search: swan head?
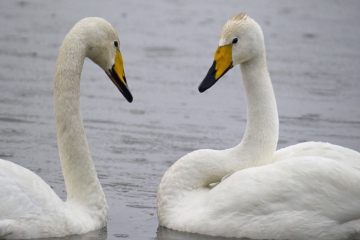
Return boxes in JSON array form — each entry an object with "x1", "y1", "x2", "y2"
[
  {"x1": 198, "y1": 13, "x2": 264, "y2": 92},
  {"x1": 77, "y1": 17, "x2": 133, "y2": 102}
]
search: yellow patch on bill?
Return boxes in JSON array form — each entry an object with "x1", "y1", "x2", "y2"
[
  {"x1": 114, "y1": 49, "x2": 126, "y2": 85},
  {"x1": 213, "y1": 44, "x2": 233, "y2": 80}
]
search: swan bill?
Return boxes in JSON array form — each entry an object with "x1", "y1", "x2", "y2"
[
  {"x1": 107, "y1": 50, "x2": 133, "y2": 103},
  {"x1": 198, "y1": 44, "x2": 233, "y2": 93}
]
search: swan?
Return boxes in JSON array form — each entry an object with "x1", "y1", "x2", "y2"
[
  {"x1": 156, "y1": 13, "x2": 360, "y2": 239},
  {"x1": 0, "y1": 17, "x2": 133, "y2": 239}
]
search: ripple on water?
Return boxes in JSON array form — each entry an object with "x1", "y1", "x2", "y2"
[
  {"x1": 0, "y1": 152, "x2": 14, "y2": 158},
  {"x1": 0, "y1": 117, "x2": 33, "y2": 123},
  {"x1": 143, "y1": 46, "x2": 177, "y2": 58},
  {"x1": 113, "y1": 233, "x2": 129, "y2": 238}
]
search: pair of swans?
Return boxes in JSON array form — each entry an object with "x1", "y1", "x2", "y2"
[{"x1": 1, "y1": 13, "x2": 359, "y2": 240}]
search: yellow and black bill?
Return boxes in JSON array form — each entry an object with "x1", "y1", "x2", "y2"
[
  {"x1": 198, "y1": 44, "x2": 233, "y2": 93},
  {"x1": 106, "y1": 49, "x2": 133, "y2": 103}
]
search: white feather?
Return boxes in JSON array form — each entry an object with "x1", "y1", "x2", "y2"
[
  {"x1": 0, "y1": 17, "x2": 127, "y2": 239},
  {"x1": 156, "y1": 13, "x2": 360, "y2": 239}
]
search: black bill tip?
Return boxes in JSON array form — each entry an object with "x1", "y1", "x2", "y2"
[
  {"x1": 198, "y1": 61, "x2": 233, "y2": 93},
  {"x1": 120, "y1": 76, "x2": 133, "y2": 103},
  {"x1": 107, "y1": 70, "x2": 133, "y2": 103},
  {"x1": 198, "y1": 61, "x2": 217, "y2": 93},
  {"x1": 121, "y1": 84, "x2": 133, "y2": 103}
]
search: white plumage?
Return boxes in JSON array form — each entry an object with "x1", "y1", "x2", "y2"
[
  {"x1": 0, "y1": 17, "x2": 132, "y2": 239},
  {"x1": 156, "y1": 13, "x2": 360, "y2": 239}
]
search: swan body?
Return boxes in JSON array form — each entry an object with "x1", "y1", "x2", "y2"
[
  {"x1": 0, "y1": 17, "x2": 132, "y2": 239},
  {"x1": 156, "y1": 13, "x2": 360, "y2": 239}
]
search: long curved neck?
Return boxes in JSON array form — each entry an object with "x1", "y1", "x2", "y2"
[
  {"x1": 157, "y1": 51, "x2": 279, "y2": 222},
  {"x1": 158, "y1": 53, "x2": 278, "y2": 196},
  {"x1": 54, "y1": 32, "x2": 106, "y2": 208},
  {"x1": 235, "y1": 52, "x2": 279, "y2": 166}
]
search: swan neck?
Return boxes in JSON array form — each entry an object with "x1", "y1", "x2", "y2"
[
  {"x1": 237, "y1": 53, "x2": 279, "y2": 165},
  {"x1": 53, "y1": 32, "x2": 105, "y2": 206},
  {"x1": 158, "y1": 51, "x2": 279, "y2": 224}
]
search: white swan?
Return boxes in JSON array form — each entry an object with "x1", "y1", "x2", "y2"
[
  {"x1": 157, "y1": 13, "x2": 360, "y2": 239},
  {"x1": 0, "y1": 17, "x2": 133, "y2": 239}
]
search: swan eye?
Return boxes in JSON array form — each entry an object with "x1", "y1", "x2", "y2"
[
  {"x1": 114, "y1": 41, "x2": 119, "y2": 48},
  {"x1": 232, "y1": 38, "x2": 238, "y2": 44}
]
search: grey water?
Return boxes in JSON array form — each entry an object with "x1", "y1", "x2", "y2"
[{"x1": 0, "y1": 0, "x2": 359, "y2": 239}]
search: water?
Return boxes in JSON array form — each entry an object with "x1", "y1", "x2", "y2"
[{"x1": 0, "y1": 0, "x2": 359, "y2": 239}]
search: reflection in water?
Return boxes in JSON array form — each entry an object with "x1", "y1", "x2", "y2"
[
  {"x1": 156, "y1": 226, "x2": 252, "y2": 240},
  {"x1": 50, "y1": 228, "x2": 107, "y2": 240}
]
